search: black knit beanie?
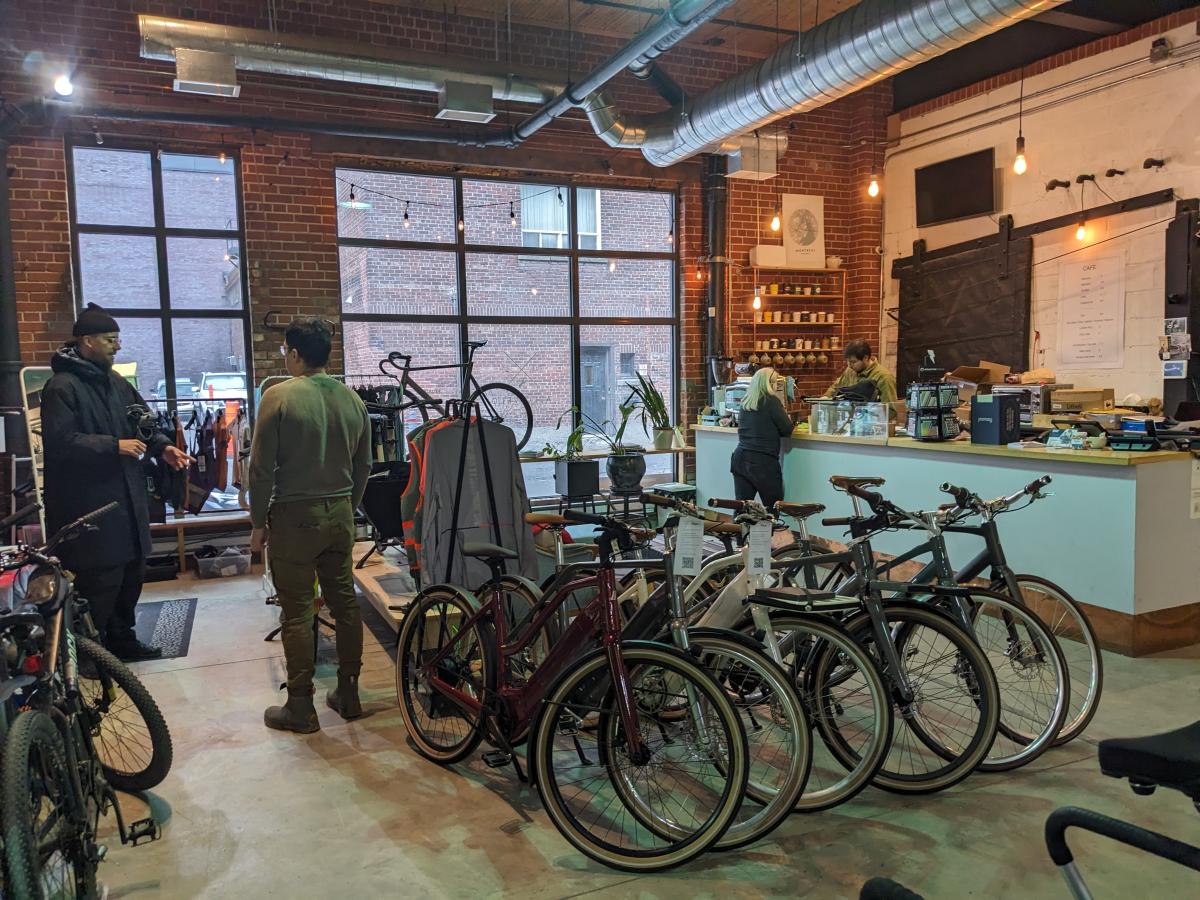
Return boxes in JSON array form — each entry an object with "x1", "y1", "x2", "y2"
[{"x1": 72, "y1": 303, "x2": 120, "y2": 337}]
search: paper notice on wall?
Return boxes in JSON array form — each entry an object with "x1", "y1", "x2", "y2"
[
  {"x1": 1191, "y1": 456, "x2": 1200, "y2": 520},
  {"x1": 674, "y1": 515, "x2": 705, "y2": 577},
  {"x1": 747, "y1": 522, "x2": 773, "y2": 578},
  {"x1": 1057, "y1": 256, "x2": 1125, "y2": 369}
]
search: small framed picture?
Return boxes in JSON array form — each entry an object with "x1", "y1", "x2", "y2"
[{"x1": 1163, "y1": 360, "x2": 1187, "y2": 379}]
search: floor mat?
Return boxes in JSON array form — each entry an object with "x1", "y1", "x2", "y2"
[{"x1": 135, "y1": 598, "x2": 198, "y2": 660}]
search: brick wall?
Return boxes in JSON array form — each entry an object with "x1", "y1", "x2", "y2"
[{"x1": 1, "y1": 0, "x2": 887, "y2": 448}]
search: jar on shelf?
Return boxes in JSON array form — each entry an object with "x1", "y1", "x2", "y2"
[
  {"x1": 785, "y1": 353, "x2": 796, "y2": 365},
  {"x1": 814, "y1": 286, "x2": 822, "y2": 295},
  {"x1": 799, "y1": 311, "x2": 811, "y2": 323},
  {"x1": 821, "y1": 337, "x2": 832, "y2": 350},
  {"x1": 814, "y1": 311, "x2": 826, "y2": 323},
  {"x1": 773, "y1": 353, "x2": 784, "y2": 366},
  {"x1": 768, "y1": 338, "x2": 779, "y2": 350},
  {"x1": 768, "y1": 282, "x2": 779, "y2": 294},
  {"x1": 753, "y1": 310, "x2": 763, "y2": 323},
  {"x1": 831, "y1": 336, "x2": 841, "y2": 351},
  {"x1": 827, "y1": 312, "x2": 837, "y2": 324}
]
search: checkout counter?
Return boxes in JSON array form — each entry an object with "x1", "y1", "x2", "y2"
[{"x1": 693, "y1": 419, "x2": 1200, "y2": 656}]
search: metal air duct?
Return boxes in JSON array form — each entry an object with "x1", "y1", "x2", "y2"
[{"x1": 588, "y1": 0, "x2": 1067, "y2": 167}]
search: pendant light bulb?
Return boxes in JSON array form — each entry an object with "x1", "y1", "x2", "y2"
[
  {"x1": 695, "y1": 266, "x2": 703, "y2": 281},
  {"x1": 218, "y1": 151, "x2": 226, "y2": 165},
  {"x1": 403, "y1": 201, "x2": 410, "y2": 228},
  {"x1": 667, "y1": 228, "x2": 674, "y2": 245},
  {"x1": 509, "y1": 202, "x2": 517, "y2": 227},
  {"x1": 1013, "y1": 135, "x2": 1027, "y2": 175},
  {"x1": 770, "y1": 208, "x2": 781, "y2": 232},
  {"x1": 752, "y1": 294, "x2": 762, "y2": 311},
  {"x1": 1075, "y1": 221, "x2": 1086, "y2": 242},
  {"x1": 457, "y1": 217, "x2": 465, "y2": 232},
  {"x1": 867, "y1": 175, "x2": 880, "y2": 198},
  {"x1": 608, "y1": 258, "x2": 616, "y2": 273}
]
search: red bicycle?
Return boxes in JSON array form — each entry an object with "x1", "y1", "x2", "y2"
[{"x1": 395, "y1": 511, "x2": 749, "y2": 871}]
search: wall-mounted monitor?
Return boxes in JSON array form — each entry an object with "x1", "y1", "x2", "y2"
[{"x1": 915, "y1": 148, "x2": 997, "y2": 227}]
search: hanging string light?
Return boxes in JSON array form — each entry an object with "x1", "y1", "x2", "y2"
[
  {"x1": 1076, "y1": 184, "x2": 1087, "y2": 241},
  {"x1": 338, "y1": 185, "x2": 371, "y2": 210},
  {"x1": 608, "y1": 259, "x2": 617, "y2": 273},
  {"x1": 403, "y1": 200, "x2": 410, "y2": 228},
  {"x1": 667, "y1": 227, "x2": 674, "y2": 245},
  {"x1": 457, "y1": 217, "x2": 465, "y2": 232},
  {"x1": 218, "y1": 150, "x2": 227, "y2": 165},
  {"x1": 1013, "y1": 66, "x2": 1028, "y2": 176},
  {"x1": 509, "y1": 201, "x2": 517, "y2": 227}
]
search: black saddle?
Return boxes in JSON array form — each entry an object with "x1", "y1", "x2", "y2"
[
  {"x1": 1099, "y1": 720, "x2": 1200, "y2": 799},
  {"x1": 462, "y1": 542, "x2": 519, "y2": 563}
]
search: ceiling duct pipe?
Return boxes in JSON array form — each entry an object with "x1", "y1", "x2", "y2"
[
  {"x1": 138, "y1": 14, "x2": 565, "y2": 105},
  {"x1": 583, "y1": 0, "x2": 1067, "y2": 167}
]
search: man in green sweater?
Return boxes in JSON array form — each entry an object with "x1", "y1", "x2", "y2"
[
  {"x1": 249, "y1": 318, "x2": 372, "y2": 733},
  {"x1": 824, "y1": 340, "x2": 898, "y2": 404}
]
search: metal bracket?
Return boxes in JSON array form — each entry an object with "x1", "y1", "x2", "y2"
[{"x1": 997, "y1": 215, "x2": 1014, "y2": 280}]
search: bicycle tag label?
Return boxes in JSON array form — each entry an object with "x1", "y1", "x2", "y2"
[
  {"x1": 675, "y1": 515, "x2": 704, "y2": 577},
  {"x1": 748, "y1": 522, "x2": 772, "y2": 577}
]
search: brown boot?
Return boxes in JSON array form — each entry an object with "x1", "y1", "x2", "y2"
[
  {"x1": 325, "y1": 671, "x2": 363, "y2": 720},
  {"x1": 264, "y1": 690, "x2": 320, "y2": 734}
]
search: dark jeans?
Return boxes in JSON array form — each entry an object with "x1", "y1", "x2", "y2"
[
  {"x1": 730, "y1": 447, "x2": 784, "y2": 510},
  {"x1": 74, "y1": 557, "x2": 146, "y2": 646},
  {"x1": 268, "y1": 496, "x2": 362, "y2": 695}
]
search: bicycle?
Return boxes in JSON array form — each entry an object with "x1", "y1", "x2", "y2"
[
  {"x1": 802, "y1": 478, "x2": 1070, "y2": 772},
  {"x1": 381, "y1": 339, "x2": 534, "y2": 450},
  {"x1": 394, "y1": 515, "x2": 749, "y2": 871},
  {"x1": 1, "y1": 502, "x2": 162, "y2": 898},
  {"x1": 0, "y1": 502, "x2": 173, "y2": 793},
  {"x1": 776, "y1": 475, "x2": 1101, "y2": 747}
]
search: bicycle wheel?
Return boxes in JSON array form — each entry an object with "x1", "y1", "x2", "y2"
[
  {"x1": 76, "y1": 636, "x2": 173, "y2": 792},
  {"x1": 923, "y1": 592, "x2": 1068, "y2": 771},
  {"x1": 840, "y1": 604, "x2": 1000, "y2": 794},
  {"x1": 401, "y1": 388, "x2": 440, "y2": 442},
  {"x1": 395, "y1": 586, "x2": 495, "y2": 764},
  {"x1": 530, "y1": 642, "x2": 748, "y2": 871},
  {"x1": 1, "y1": 710, "x2": 98, "y2": 900},
  {"x1": 1005, "y1": 574, "x2": 1103, "y2": 745},
  {"x1": 469, "y1": 382, "x2": 533, "y2": 451},
  {"x1": 770, "y1": 613, "x2": 893, "y2": 811},
  {"x1": 685, "y1": 629, "x2": 810, "y2": 850}
]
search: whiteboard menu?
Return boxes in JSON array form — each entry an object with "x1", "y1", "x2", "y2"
[{"x1": 1057, "y1": 256, "x2": 1125, "y2": 369}]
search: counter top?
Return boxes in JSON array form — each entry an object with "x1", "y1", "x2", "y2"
[{"x1": 691, "y1": 424, "x2": 1188, "y2": 467}]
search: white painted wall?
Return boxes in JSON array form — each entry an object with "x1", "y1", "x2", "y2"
[{"x1": 881, "y1": 23, "x2": 1200, "y2": 402}]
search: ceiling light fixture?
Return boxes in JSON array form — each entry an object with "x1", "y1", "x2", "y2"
[
  {"x1": 770, "y1": 205, "x2": 781, "y2": 232},
  {"x1": 1075, "y1": 219, "x2": 1086, "y2": 242},
  {"x1": 53, "y1": 74, "x2": 74, "y2": 97},
  {"x1": 1013, "y1": 67, "x2": 1027, "y2": 175},
  {"x1": 752, "y1": 294, "x2": 762, "y2": 311},
  {"x1": 867, "y1": 172, "x2": 880, "y2": 198}
]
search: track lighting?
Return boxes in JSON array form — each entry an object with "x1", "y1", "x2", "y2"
[
  {"x1": 1143, "y1": 157, "x2": 1165, "y2": 170},
  {"x1": 867, "y1": 173, "x2": 880, "y2": 198},
  {"x1": 1105, "y1": 168, "x2": 1125, "y2": 178},
  {"x1": 1045, "y1": 179, "x2": 1071, "y2": 192},
  {"x1": 403, "y1": 201, "x2": 410, "y2": 228},
  {"x1": 770, "y1": 207, "x2": 781, "y2": 232},
  {"x1": 53, "y1": 74, "x2": 74, "y2": 97},
  {"x1": 1013, "y1": 136, "x2": 1027, "y2": 175}
]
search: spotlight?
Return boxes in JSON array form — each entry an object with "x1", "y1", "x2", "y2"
[
  {"x1": 53, "y1": 74, "x2": 74, "y2": 97},
  {"x1": 1105, "y1": 168, "x2": 1126, "y2": 178},
  {"x1": 1013, "y1": 136, "x2": 1027, "y2": 175},
  {"x1": 770, "y1": 208, "x2": 781, "y2": 232},
  {"x1": 531, "y1": 287, "x2": 539, "y2": 296}
]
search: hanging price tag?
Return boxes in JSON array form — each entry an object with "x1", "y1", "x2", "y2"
[
  {"x1": 748, "y1": 521, "x2": 773, "y2": 578},
  {"x1": 674, "y1": 515, "x2": 705, "y2": 577}
]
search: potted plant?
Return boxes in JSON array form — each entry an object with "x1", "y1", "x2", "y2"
[
  {"x1": 626, "y1": 372, "x2": 673, "y2": 451},
  {"x1": 586, "y1": 403, "x2": 646, "y2": 493},
  {"x1": 552, "y1": 409, "x2": 600, "y2": 499}
]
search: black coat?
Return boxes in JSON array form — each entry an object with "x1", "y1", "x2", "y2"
[{"x1": 40, "y1": 345, "x2": 169, "y2": 571}]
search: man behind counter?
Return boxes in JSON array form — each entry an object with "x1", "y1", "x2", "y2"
[{"x1": 824, "y1": 340, "x2": 897, "y2": 404}]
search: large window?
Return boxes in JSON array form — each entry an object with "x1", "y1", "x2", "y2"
[
  {"x1": 336, "y1": 171, "x2": 677, "y2": 496},
  {"x1": 67, "y1": 146, "x2": 250, "y2": 405}
]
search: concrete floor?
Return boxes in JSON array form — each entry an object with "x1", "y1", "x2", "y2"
[{"x1": 98, "y1": 567, "x2": 1200, "y2": 899}]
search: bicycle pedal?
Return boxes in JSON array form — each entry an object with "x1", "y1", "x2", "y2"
[
  {"x1": 482, "y1": 750, "x2": 512, "y2": 769},
  {"x1": 126, "y1": 817, "x2": 161, "y2": 846}
]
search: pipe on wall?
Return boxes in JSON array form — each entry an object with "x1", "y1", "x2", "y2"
[
  {"x1": 0, "y1": 138, "x2": 29, "y2": 455},
  {"x1": 704, "y1": 154, "x2": 727, "y2": 393}
]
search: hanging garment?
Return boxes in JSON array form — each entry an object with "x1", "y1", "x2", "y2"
[
  {"x1": 185, "y1": 409, "x2": 217, "y2": 514},
  {"x1": 231, "y1": 408, "x2": 248, "y2": 489},
  {"x1": 400, "y1": 419, "x2": 448, "y2": 585},
  {"x1": 418, "y1": 418, "x2": 536, "y2": 587}
]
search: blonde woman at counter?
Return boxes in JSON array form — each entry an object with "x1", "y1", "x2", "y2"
[{"x1": 731, "y1": 367, "x2": 793, "y2": 509}]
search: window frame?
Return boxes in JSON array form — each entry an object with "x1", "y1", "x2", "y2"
[
  {"x1": 335, "y1": 169, "x2": 680, "y2": 447},
  {"x1": 520, "y1": 186, "x2": 601, "y2": 251},
  {"x1": 64, "y1": 140, "x2": 253, "y2": 408}
]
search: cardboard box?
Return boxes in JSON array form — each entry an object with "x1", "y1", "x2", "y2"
[
  {"x1": 1051, "y1": 388, "x2": 1115, "y2": 413},
  {"x1": 945, "y1": 360, "x2": 1011, "y2": 404},
  {"x1": 749, "y1": 244, "x2": 788, "y2": 268}
]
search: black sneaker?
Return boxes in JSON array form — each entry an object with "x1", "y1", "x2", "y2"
[{"x1": 107, "y1": 638, "x2": 164, "y2": 662}]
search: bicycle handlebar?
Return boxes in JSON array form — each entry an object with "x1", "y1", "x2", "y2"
[
  {"x1": 938, "y1": 482, "x2": 973, "y2": 507},
  {"x1": 1026, "y1": 475, "x2": 1052, "y2": 495},
  {"x1": 0, "y1": 502, "x2": 40, "y2": 533},
  {"x1": 821, "y1": 517, "x2": 855, "y2": 527},
  {"x1": 42, "y1": 502, "x2": 119, "y2": 555},
  {"x1": 709, "y1": 498, "x2": 743, "y2": 511},
  {"x1": 561, "y1": 509, "x2": 655, "y2": 542}
]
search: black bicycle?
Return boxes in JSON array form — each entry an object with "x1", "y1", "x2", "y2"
[{"x1": 380, "y1": 340, "x2": 534, "y2": 450}]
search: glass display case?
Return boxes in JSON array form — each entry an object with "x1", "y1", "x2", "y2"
[{"x1": 807, "y1": 400, "x2": 895, "y2": 441}]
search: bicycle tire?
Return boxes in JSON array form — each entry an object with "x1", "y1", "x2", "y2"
[
  {"x1": 838, "y1": 604, "x2": 1000, "y2": 794},
  {"x1": 395, "y1": 586, "x2": 495, "y2": 764},
  {"x1": 1005, "y1": 574, "x2": 1103, "y2": 745},
  {"x1": 766, "y1": 613, "x2": 894, "y2": 812},
  {"x1": 925, "y1": 590, "x2": 1069, "y2": 772},
  {"x1": 1, "y1": 710, "x2": 98, "y2": 900},
  {"x1": 402, "y1": 388, "x2": 439, "y2": 441},
  {"x1": 76, "y1": 636, "x2": 173, "y2": 792},
  {"x1": 681, "y1": 629, "x2": 811, "y2": 850},
  {"x1": 530, "y1": 642, "x2": 748, "y2": 872},
  {"x1": 469, "y1": 382, "x2": 533, "y2": 451}
]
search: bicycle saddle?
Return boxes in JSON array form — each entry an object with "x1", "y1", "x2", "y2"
[
  {"x1": 1099, "y1": 721, "x2": 1200, "y2": 799},
  {"x1": 830, "y1": 475, "x2": 885, "y2": 489},
  {"x1": 775, "y1": 501, "x2": 826, "y2": 520},
  {"x1": 462, "y1": 542, "x2": 519, "y2": 561}
]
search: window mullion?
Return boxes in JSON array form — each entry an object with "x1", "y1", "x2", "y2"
[{"x1": 149, "y1": 146, "x2": 176, "y2": 397}]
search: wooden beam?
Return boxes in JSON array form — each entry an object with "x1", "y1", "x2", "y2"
[
  {"x1": 309, "y1": 133, "x2": 701, "y2": 182},
  {"x1": 1034, "y1": 11, "x2": 1124, "y2": 37}
]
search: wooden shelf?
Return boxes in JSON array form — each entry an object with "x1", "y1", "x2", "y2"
[
  {"x1": 749, "y1": 294, "x2": 844, "y2": 300},
  {"x1": 738, "y1": 322, "x2": 839, "y2": 328},
  {"x1": 749, "y1": 267, "x2": 848, "y2": 274}
]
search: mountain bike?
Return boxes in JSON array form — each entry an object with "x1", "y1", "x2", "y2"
[
  {"x1": 1, "y1": 503, "x2": 162, "y2": 899},
  {"x1": 380, "y1": 339, "x2": 534, "y2": 450},
  {"x1": 0, "y1": 502, "x2": 173, "y2": 793},
  {"x1": 394, "y1": 515, "x2": 749, "y2": 871}
]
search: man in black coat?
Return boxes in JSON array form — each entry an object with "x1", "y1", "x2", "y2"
[{"x1": 41, "y1": 304, "x2": 192, "y2": 661}]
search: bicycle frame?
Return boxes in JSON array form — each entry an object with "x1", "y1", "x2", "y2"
[{"x1": 423, "y1": 559, "x2": 650, "y2": 757}]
